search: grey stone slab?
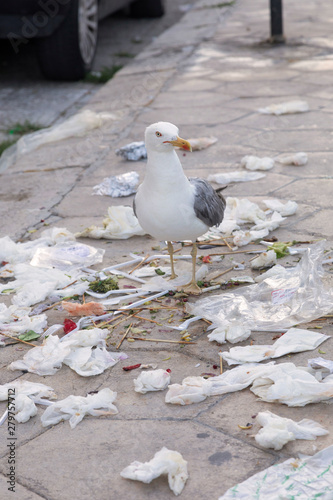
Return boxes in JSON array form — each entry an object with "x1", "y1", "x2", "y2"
[
  {"x1": 273, "y1": 178, "x2": 333, "y2": 207},
  {"x1": 0, "y1": 472, "x2": 45, "y2": 500},
  {"x1": 1, "y1": 419, "x2": 273, "y2": 500},
  {"x1": 288, "y1": 208, "x2": 333, "y2": 239},
  {"x1": 0, "y1": 168, "x2": 82, "y2": 240},
  {"x1": 198, "y1": 387, "x2": 333, "y2": 460},
  {"x1": 220, "y1": 173, "x2": 295, "y2": 198}
]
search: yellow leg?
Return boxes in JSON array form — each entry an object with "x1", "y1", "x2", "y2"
[
  {"x1": 167, "y1": 241, "x2": 178, "y2": 280},
  {"x1": 183, "y1": 242, "x2": 202, "y2": 294}
]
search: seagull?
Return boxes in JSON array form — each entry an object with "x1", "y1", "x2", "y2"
[{"x1": 134, "y1": 122, "x2": 226, "y2": 294}]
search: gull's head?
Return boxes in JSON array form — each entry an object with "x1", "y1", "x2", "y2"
[{"x1": 145, "y1": 121, "x2": 192, "y2": 153}]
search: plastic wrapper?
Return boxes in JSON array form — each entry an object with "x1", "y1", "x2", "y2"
[
  {"x1": 0, "y1": 110, "x2": 115, "y2": 172},
  {"x1": 219, "y1": 445, "x2": 333, "y2": 499},
  {"x1": 258, "y1": 100, "x2": 309, "y2": 115},
  {"x1": 207, "y1": 171, "x2": 266, "y2": 184},
  {"x1": 62, "y1": 301, "x2": 106, "y2": 317},
  {"x1": 308, "y1": 357, "x2": 333, "y2": 376},
  {"x1": 233, "y1": 228, "x2": 269, "y2": 247},
  {"x1": 133, "y1": 266, "x2": 171, "y2": 278},
  {"x1": 187, "y1": 136, "x2": 217, "y2": 151},
  {"x1": 263, "y1": 199, "x2": 298, "y2": 216},
  {"x1": 241, "y1": 155, "x2": 275, "y2": 171},
  {"x1": 250, "y1": 250, "x2": 277, "y2": 269},
  {"x1": 222, "y1": 328, "x2": 329, "y2": 365},
  {"x1": 120, "y1": 447, "x2": 188, "y2": 496},
  {"x1": 254, "y1": 264, "x2": 288, "y2": 283},
  {"x1": 165, "y1": 363, "x2": 276, "y2": 405},
  {"x1": 255, "y1": 411, "x2": 329, "y2": 450},
  {"x1": 41, "y1": 388, "x2": 118, "y2": 429},
  {"x1": 189, "y1": 243, "x2": 333, "y2": 331},
  {"x1": 250, "y1": 362, "x2": 333, "y2": 406},
  {"x1": 12, "y1": 280, "x2": 58, "y2": 308},
  {"x1": 116, "y1": 141, "x2": 147, "y2": 161},
  {"x1": 93, "y1": 171, "x2": 139, "y2": 197},
  {"x1": 30, "y1": 242, "x2": 105, "y2": 270},
  {"x1": 76, "y1": 206, "x2": 146, "y2": 240},
  {"x1": 278, "y1": 152, "x2": 308, "y2": 166},
  {"x1": 134, "y1": 369, "x2": 171, "y2": 394},
  {"x1": 207, "y1": 321, "x2": 251, "y2": 344}
]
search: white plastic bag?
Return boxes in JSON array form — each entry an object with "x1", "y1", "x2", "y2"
[
  {"x1": 263, "y1": 199, "x2": 298, "y2": 216},
  {"x1": 120, "y1": 447, "x2": 188, "y2": 496},
  {"x1": 219, "y1": 445, "x2": 333, "y2": 499},
  {"x1": 207, "y1": 171, "x2": 266, "y2": 184},
  {"x1": 190, "y1": 242, "x2": 333, "y2": 331}
]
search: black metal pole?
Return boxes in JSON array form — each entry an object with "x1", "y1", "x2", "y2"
[{"x1": 270, "y1": 0, "x2": 285, "y2": 43}]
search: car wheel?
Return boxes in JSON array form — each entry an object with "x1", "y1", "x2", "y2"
[
  {"x1": 130, "y1": 0, "x2": 165, "y2": 18},
  {"x1": 37, "y1": 0, "x2": 98, "y2": 81}
]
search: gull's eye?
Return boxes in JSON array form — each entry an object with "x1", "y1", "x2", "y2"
[{"x1": 155, "y1": 131, "x2": 162, "y2": 137}]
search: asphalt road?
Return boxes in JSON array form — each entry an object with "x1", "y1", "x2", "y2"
[{"x1": 0, "y1": 0, "x2": 192, "y2": 137}]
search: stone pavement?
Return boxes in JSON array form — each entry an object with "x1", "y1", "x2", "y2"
[{"x1": 1, "y1": 0, "x2": 333, "y2": 498}]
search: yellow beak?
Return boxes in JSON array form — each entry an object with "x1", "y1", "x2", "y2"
[{"x1": 164, "y1": 136, "x2": 192, "y2": 152}]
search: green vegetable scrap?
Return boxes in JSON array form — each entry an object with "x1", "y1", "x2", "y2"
[
  {"x1": 155, "y1": 268, "x2": 165, "y2": 276},
  {"x1": 89, "y1": 277, "x2": 119, "y2": 293},
  {"x1": 267, "y1": 241, "x2": 292, "y2": 259},
  {"x1": 18, "y1": 330, "x2": 40, "y2": 341}
]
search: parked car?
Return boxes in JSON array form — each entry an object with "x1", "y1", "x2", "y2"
[{"x1": 0, "y1": 0, "x2": 164, "y2": 80}]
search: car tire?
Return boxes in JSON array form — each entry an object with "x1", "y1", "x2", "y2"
[
  {"x1": 130, "y1": 0, "x2": 165, "y2": 18},
  {"x1": 37, "y1": 0, "x2": 98, "y2": 81}
]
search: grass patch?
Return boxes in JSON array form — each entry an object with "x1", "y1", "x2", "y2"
[
  {"x1": 84, "y1": 65, "x2": 123, "y2": 84},
  {"x1": 114, "y1": 51, "x2": 135, "y2": 58},
  {"x1": 7, "y1": 121, "x2": 42, "y2": 136},
  {"x1": 0, "y1": 120, "x2": 43, "y2": 157},
  {"x1": 203, "y1": 1, "x2": 235, "y2": 8},
  {"x1": 0, "y1": 139, "x2": 16, "y2": 156}
]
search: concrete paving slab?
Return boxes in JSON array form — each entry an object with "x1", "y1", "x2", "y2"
[
  {"x1": 0, "y1": 419, "x2": 274, "y2": 500},
  {"x1": 0, "y1": 472, "x2": 44, "y2": 500}
]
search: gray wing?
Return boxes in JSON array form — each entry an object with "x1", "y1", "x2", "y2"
[
  {"x1": 133, "y1": 195, "x2": 137, "y2": 217},
  {"x1": 189, "y1": 177, "x2": 226, "y2": 227}
]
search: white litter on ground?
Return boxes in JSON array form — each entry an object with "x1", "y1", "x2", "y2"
[
  {"x1": 219, "y1": 445, "x2": 333, "y2": 499},
  {"x1": 255, "y1": 410, "x2": 329, "y2": 450},
  {"x1": 134, "y1": 369, "x2": 171, "y2": 394},
  {"x1": 187, "y1": 136, "x2": 218, "y2": 150},
  {"x1": 207, "y1": 321, "x2": 251, "y2": 344},
  {"x1": 250, "y1": 250, "x2": 277, "y2": 268},
  {"x1": 277, "y1": 152, "x2": 308, "y2": 165},
  {"x1": 221, "y1": 328, "x2": 329, "y2": 365},
  {"x1": 8, "y1": 329, "x2": 128, "y2": 377},
  {"x1": 92, "y1": 171, "x2": 140, "y2": 197},
  {"x1": 262, "y1": 199, "x2": 298, "y2": 216},
  {"x1": 120, "y1": 447, "x2": 188, "y2": 496},
  {"x1": 308, "y1": 357, "x2": 333, "y2": 376},
  {"x1": 0, "y1": 380, "x2": 55, "y2": 401},
  {"x1": 165, "y1": 363, "x2": 276, "y2": 405},
  {"x1": 115, "y1": 141, "x2": 147, "y2": 161},
  {"x1": 41, "y1": 388, "x2": 118, "y2": 429},
  {"x1": 258, "y1": 100, "x2": 309, "y2": 115},
  {"x1": 241, "y1": 155, "x2": 275, "y2": 171},
  {"x1": 76, "y1": 206, "x2": 146, "y2": 239},
  {"x1": 207, "y1": 171, "x2": 266, "y2": 184},
  {"x1": 251, "y1": 362, "x2": 333, "y2": 406},
  {"x1": 0, "y1": 304, "x2": 47, "y2": 344}
]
